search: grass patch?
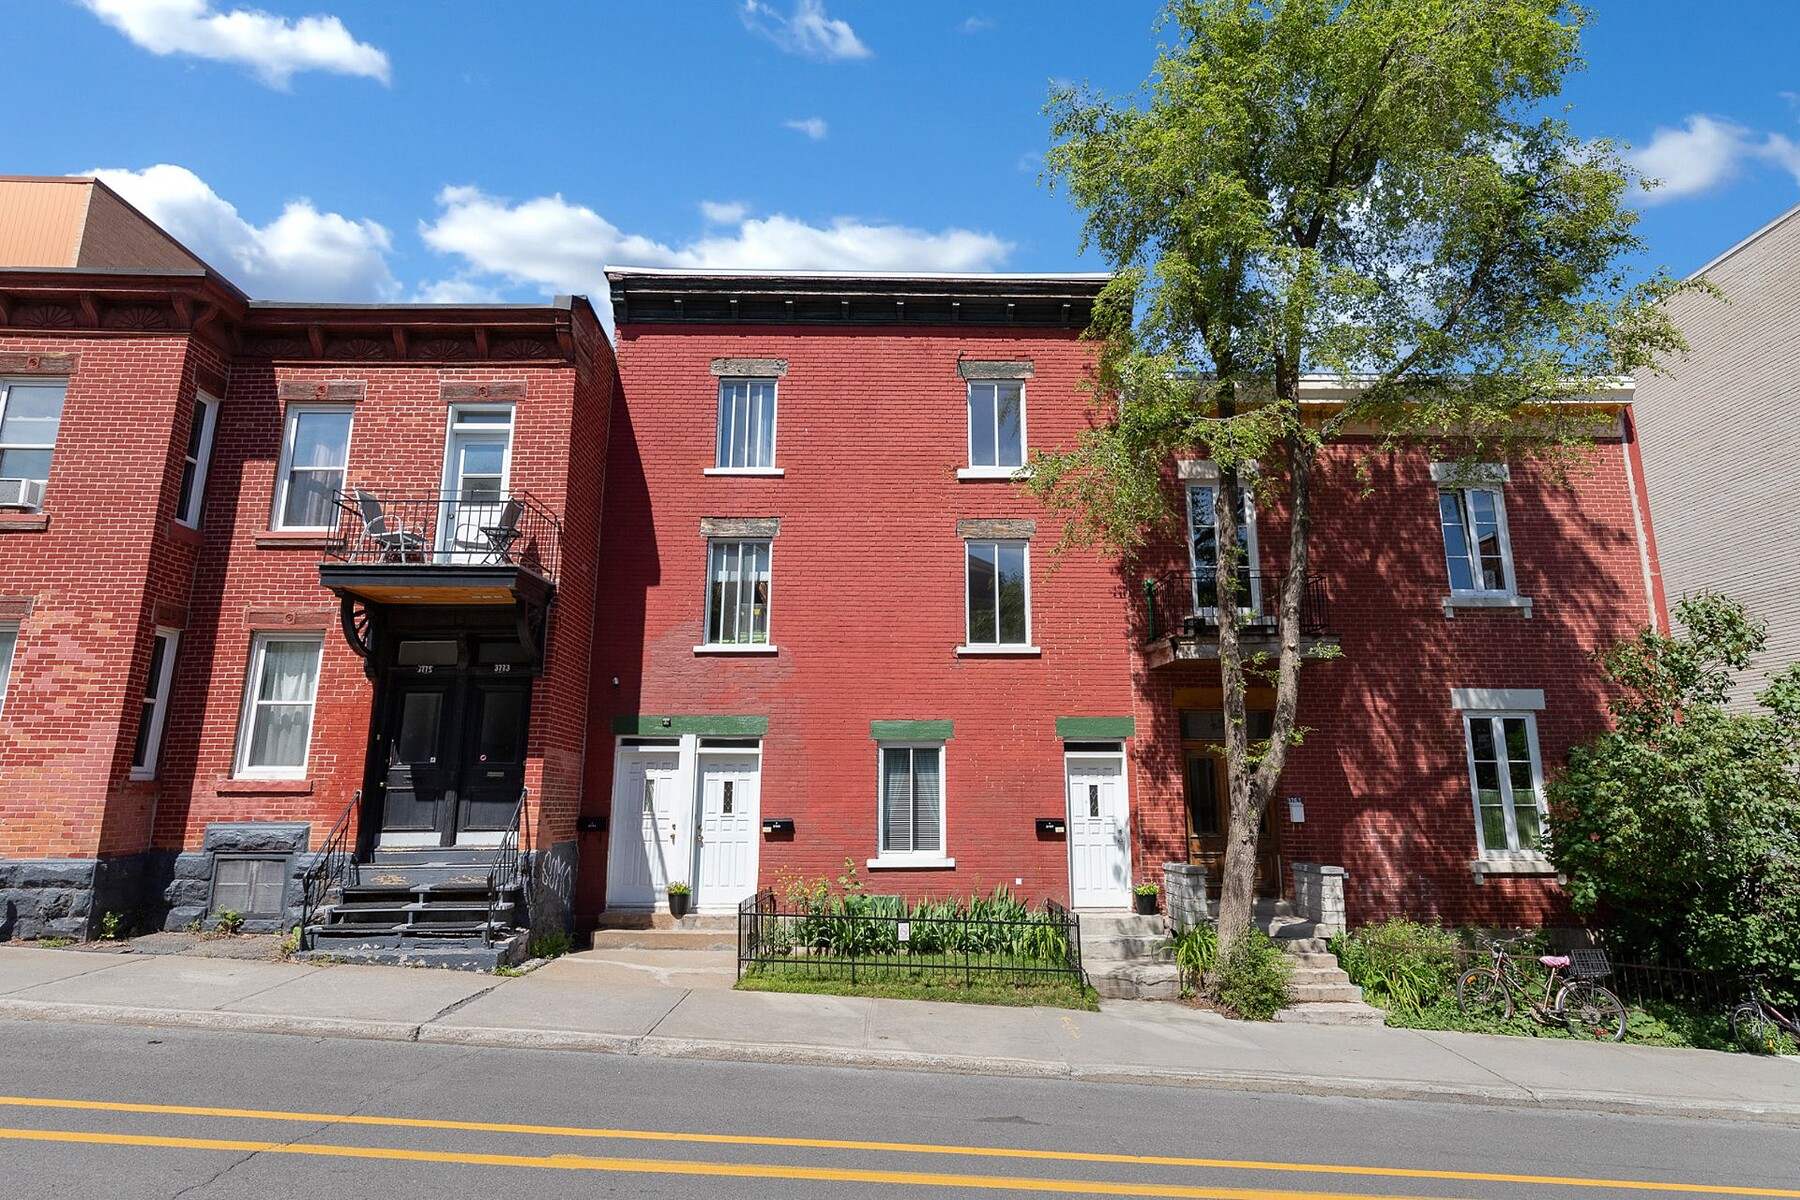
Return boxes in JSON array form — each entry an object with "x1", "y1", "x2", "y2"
[{"x1": 736, "y1": 959, "x2": 1098, "y2": 1010}]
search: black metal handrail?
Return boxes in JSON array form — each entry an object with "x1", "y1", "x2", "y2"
[
  {"x1": 486, "y1": 788, "x2": 531, "y2": 947},
  {"x1": 736, "y1": 889, "x2": 1086, "y2": 989},
  {"x1": 1142, "y1": 569, "x2": 1328, "y2": 643},
  {"x1": 299, "y1": 790, "x2": 358, "y2": 947},
  {"x1": 325, "y1": 488, "x2": 562, "y2": 584}
]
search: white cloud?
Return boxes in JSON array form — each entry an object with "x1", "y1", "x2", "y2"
[
  {"x1": 417, "y1": 187, "x2": 1013, "y2": 310},
  {"x1": 1760, "y1": 132, "x2": 1800, "y2": 185},
  {"x1": 784, "y1": 116, "x2": 828, "y2": 141},
  {"x1": 740, "y1": 0, "x2": 870, "y2": 61},
  {"x1": 960, "y1": 16, "x2": 994, "y2": 33},
  {"x1": 80, "y1": 0, "x2": 389, "y2": 89},
  {"x1": 90, "y1": 164, "x2": 399, "y2": 301},
  {"x1": 1631, "y1": 116, "x2": 1753, "y2": 202},
  {"x1": 701, "y1": 201, "x2": 748, "y2": 224}
]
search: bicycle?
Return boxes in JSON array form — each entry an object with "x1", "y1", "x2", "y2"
[
  {"x1": 1455, "y1": 935, "x2": 1627, "y2": 1042},
  {"x1": 1729, "y1": 976, "x2": 1800, "y2": 1055}
]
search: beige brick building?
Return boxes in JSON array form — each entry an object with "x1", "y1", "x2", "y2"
[{"x1": 1634, "y1": 201, "x2": 1800, "y2": 706}]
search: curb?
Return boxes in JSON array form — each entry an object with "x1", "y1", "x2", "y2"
[{"x1": 2, "y1": 998, "x2": 1797, "y2": 1126}]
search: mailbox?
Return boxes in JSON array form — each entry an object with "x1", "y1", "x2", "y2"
[
  {"x1": 1035, "y1": 817, "x2": 1067, "y2": 836},
  {"x1": 576, "y1": 815, "x2": 608, "y2": 833},
  {"x1": 761, "y1": 817, "x2": 795, "y2": 836}
]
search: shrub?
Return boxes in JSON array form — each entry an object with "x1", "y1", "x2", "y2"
[
  {"x1": 1331, "y1": 918, "x2": 1461, "y2": 1012},
  {"x1": 1210, "y1": 930, "x2": 1291, "y2": 1020},
  {"x1": 530, "y1": 930, "x2": 572, "y2": 960},
  {"x1": 1172, "y1": 924, "x2": 1218, "y2": 986}
]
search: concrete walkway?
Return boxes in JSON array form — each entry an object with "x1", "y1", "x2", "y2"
[{"x1": 3, "y1": 943, "x2": 1797, "y2": 1125}]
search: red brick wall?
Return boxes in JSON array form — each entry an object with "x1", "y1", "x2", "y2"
[
  {"x1": 1130, "y1": 433, "x2": 1656, "y2": 926},
  {"x1": 584, "y1": 323, "x2": 1138, "y2": 917}
]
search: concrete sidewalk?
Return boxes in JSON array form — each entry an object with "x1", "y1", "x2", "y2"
[{"x1": 3, "y1": 943, "x2": 1797, "y2": 1125}]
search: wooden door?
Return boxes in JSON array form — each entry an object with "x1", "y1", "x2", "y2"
[{"x1": 1184, "y1": 749, "x2": 1283, "y2": 898}]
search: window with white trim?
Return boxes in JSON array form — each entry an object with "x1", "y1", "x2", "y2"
[
  {"x1": 0, "y1": 624, "x2": 18, "y2": 717},
  {"x1": 0, "y1": 379, "x2": 67, "y2": 511},
  {"x1": 175, "y1": 394, "x2": 218, "y2": 527},
  {"x1": 879, "y1": 743, "x2": 944, "y2": 857},
  {"x1": 965, "y1": 539, "x2": 1029, "y2": 646},
  {"x1": 705, "y1": 539, "x2": 772, "y2": 645},
  {"x1": 716, "y1": 379, "x2": 777, "y2": 469},
  {"x1": 272, "y1": 406, "x2": 352, "y2": 530},
  {"x1": 1462, "y1": 711, "x2": 1546, "y2": 855},
  {"x1": 130, "y1": 629, "x2": 180, "y2": 779},
  {"x1": 1186, "y1": 481, "x2": 1259, "y2": 614},
  {"x1": 967, "y1": 380, "x2": 1025, "y2": 470},
  {"x1": 1439, "y1": 486, "x2": 1514, "y2": 595},
  {"x1": 235, "y1": 635, "x2": 323, "y2": 778}
]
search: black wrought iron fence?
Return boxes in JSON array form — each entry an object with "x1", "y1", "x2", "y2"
[
  {"x1": 299, "y1": 790, "x2": 357, "y2": 948},
  {"x1": 1141, "y1": 569, "x2": 1329, "y2": 644},
  {"x1": 325, "y1": 488, "x2": 561, "y2": 582},
  {"x1": 486, "y1": 788, "x2": 531, "y2": 946},
  {"x1": 737, "y1": 890, "x2": 1085, "y2": 988}
]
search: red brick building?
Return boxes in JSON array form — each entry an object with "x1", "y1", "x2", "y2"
[{"x1": 0, "y1": 182, "x2": 1665, "y2": 951}]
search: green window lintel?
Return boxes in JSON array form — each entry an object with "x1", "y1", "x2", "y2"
[
  {"x1": 870, "y1": 719, "x2": 953, "y2": 741},
  {"x1": 1056, "y1": 716, "x2": 1135, "y2": 740},
  {"x1": 613, "y1": 714, "x2": 769, "y2": 736}
]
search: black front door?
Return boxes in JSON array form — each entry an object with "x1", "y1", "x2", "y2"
[{"x1": 376, "y1": 668, "x2": 532, "y2": 846}]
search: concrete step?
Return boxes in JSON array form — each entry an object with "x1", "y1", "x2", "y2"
[
  {"x1": 1075, "y1": 913, "x2": 1164, "y2": 936},
  {"x1": 590, "y1": 927, "x2": 737, "y2": 951},
  {"x1": 1284, "y1": 951, "x2": 1342, "y2": 969},
  {"x1": 1287, "y1": 980, "x2": 1366, "y2": 1004},
  {"x1": 596, "y1": 912, "x2": 737, "y2": 932},
  {"x1": 1273, "y1": 1001, "x2": 1387, "y2": 1027},
  {"x1": 1078, "y1": 933, "x2": 1172, "y2": 962},
  {"x1": 1278, "y1": 936, "x2": 1330, "y2": 955},
  {"x1": 1287, "y1": 966, "x2": 1352, "y2": 986},
  {"x1": 1087, "y1": 960, "x2": 1180, "y2": 1001}
]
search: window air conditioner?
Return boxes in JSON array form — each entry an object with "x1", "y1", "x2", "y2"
[{"x1": 0, "y1": 478, "x2": 46, "y2": 511}]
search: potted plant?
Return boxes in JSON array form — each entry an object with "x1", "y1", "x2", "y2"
[
  {"x1": 1132, "y1": 882, "x2": 1160, "y2": 916},
  {"x1": 666, "y1": 881, "x2": 692, "y2": 918}
]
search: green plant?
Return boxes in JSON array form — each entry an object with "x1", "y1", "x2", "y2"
[
  {"x1": 1133, "y1": 882, "x2": 1160, "y2": 897},
  {"x1": 184, "y1": 915, "x2": 203, "y2": 934},
  {"x1": 1208, "y1": 930, "x2": 1291, "y2": 1020},
  {"x1": 99, "y1": 910, "x2": 126, "y2": 941},
  {"x1": 1172, "y1": 924, "x2": 1219, "y2": 985},
  {"x1": 34, "y1": 936, "x2": 75, "y2": 948},
  {"x1": 212, "y1": 909, "x2": 244, "y2": 935},
  {"x1": 1331, "y1": 918, "x2": 1461, "y2": 1012},
  {"x1": 276, "y1": 925, "x2": 302, "y2": 957},
  {"x1": 530, "y1": 930, "x2": 572, "y2": 960},
  {"x1": 665, "y1": 882, "x2": 690, "y2": 896}
]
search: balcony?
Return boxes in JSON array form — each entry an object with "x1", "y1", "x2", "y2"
[
  {"x1": 318, "y1": 489, "x2": 561, "y2": 609},
  {"x1": 1141, "y1": 569, "x2": 1335, "y2": 669}
]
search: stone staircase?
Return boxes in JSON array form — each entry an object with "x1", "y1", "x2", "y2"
[
  {"x1": 1253, "y1": 899, "x2": 1385, "y2": 1026},
  {"x1": 1077, "y1": 911, "x2": 1179, "y2": 1000},
  {"x1": 300, "y1": 848, "x2": 528, "y2": 970}
]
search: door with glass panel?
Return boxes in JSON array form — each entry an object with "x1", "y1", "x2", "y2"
[
  {"x1": 695, "y1": 749, "x2": 761, "y2": 911},
  {"x1": 440, "y1": 407, "x2": 513, "y2": 563},
  {"x1": 455, "y1": 678, "x2": 531, "y2": 842},
  {"x1": 1182, "y1": 708, "x2": 1283, "y2": 898},
  {"x1": 1186, "y1": 482, "x2": 1259, "y2": 621},
  {"x1": 606, "y1": 747, "x2": 684, "y2": 910},
  {"x1": 378, "y1": 678, "x2": 456, "y2": 846},
  {"x1": 1066, "y1": 753, "x2": 1130, "y2": 908}
]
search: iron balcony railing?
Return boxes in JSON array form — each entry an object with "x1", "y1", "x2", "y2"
[
  {"x1": 1142, "y1": 569, "x2": 1329, "y2": 644},
  {"x1": 325, "y1": 488, "x2": 561, "y2": 584}
]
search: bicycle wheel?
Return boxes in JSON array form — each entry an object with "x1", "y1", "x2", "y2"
[
  {"x1": 1456, "y1": 967, "x2": 1512, "y2": 1021},
  {"x1": 1556, "y1": 980, "x2": 1627, "y2": 1042},
  {"x1": 1731, "y1": 1001, "x2": 1784, "y2": 1054}
]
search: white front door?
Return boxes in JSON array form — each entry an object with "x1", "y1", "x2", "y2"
[
  {"x1": 605, "y1": 748, "x2": 683, "y2": 910},
  {"x1": 1067, "y1": 754, "x2": 1131, "y2": 908},
  {"x1": 695, "y1": 752, "x2": 761, "y2": 912}
]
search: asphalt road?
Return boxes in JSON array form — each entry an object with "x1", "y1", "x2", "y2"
[{"x1": 1, "y1": 1018, "x2": 1796, "y2": 1199}]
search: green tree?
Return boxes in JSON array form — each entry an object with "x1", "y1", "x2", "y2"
[
  {"x1": 1548, "y1": 595, "x2": 1800, "y2": 996},
  {"x1": 1036, "y1": 0, "x2": 1692, "y2": 954}
]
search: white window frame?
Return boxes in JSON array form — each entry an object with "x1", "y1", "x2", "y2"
[
  {"x1": 175, "y1": 393, "x2": 219, "y2": 528},
  {"x1": 1185, "y1": 481, "x2": 1261, "y2": 616},
  {"x1": 271, "y1": 404, "x2": 354, "y2": 531},
  {"x1": 713, "y1": 378, "x2": 779, "y2": 473},
  {"x1": 233, "y1": 633, "x2": 324, "y2": 779},
  {"x1": 0, "y1": 377, "x2": 68, "y2": 509},
  {"x1": 961, "y1": 379, "x2": 1027, "y2": 478},
  {"x1": 870, "y1": 741, "x2": 952, "y2": 868},
  {"x1": 0, "y1": 623, "x2": 18, "y2": 718},
  {"x1": 960, "y1": 538, "x2": 1037, "y2": 653},
  {"x1": 1439, "y1": 485, "x2": 1517, "y2": 597},
  {"x1": 699, "y1": 538, "x2": 775, "y2": 652},
  {"x1": 1461, "y1": 709, "x2": 1548, "y2": 858},
  {"x1": 130, "y1": 628, "x2": 181, "y2": 780}
]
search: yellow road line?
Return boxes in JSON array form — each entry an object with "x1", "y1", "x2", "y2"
[
  {"x1": 0, "y1": 1126, "x2": 1473, "y2": 1199},
  {"x1": 0, "y1": 1094, "x2": 1793, "y2": 1197}
]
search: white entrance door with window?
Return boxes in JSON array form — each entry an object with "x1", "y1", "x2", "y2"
[
  {"x1": 605, "y1": 747, "x2": 683, "y2": 910},
  {"x1": 440, "y1": 407, "x2": 513, "y2": 563},
  {"x1": 695, "y1": 751, "x2": 761, "y2": 912},
  {"x1": 1066, "y1": 752, "x2": 1130, "y2": 908}
]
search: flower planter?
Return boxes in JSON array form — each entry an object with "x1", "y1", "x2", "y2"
[
  {"x1": 1133, "y1": 891, "x2": 1159, "y2": 915},
  {"x1": 668, "y1": 890, "x2": 691, "y2": 918}
]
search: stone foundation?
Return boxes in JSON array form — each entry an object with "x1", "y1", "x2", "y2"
[{"x1": 162, "y1": 822, "x2": 313, "y2": 935}]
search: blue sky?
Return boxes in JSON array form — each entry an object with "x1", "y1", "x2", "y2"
[{"x1": 6, "y1": 1, "x2": 1799, "y2": 322}]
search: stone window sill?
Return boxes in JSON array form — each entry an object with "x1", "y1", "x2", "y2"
[
  {"x1": 215, "y1": 777, "x2": 315, "y2": 796},
  {"x1": 703, "y1": 467, "x2": 785, "y2": 477},
  {"x1": 955, "y1": 644, "x2": 1042, "y2": 657},
  {"x1": 1469, "y1": 856, "x2": 1559, "y2": 879},
  {"x1": 693, "y1": 644, "x2": 779, "y2": 655},
  {"x1": 956, "y1": 466, "x2": 1031, "y2": 482},
  {"x1": 0, "y1": 512, "x2": 50, "y2": 533},
  {"x1": 867, "y1": 856, "x2": 956, "y2": 870},
  {"x1": 255, "y1": 531, "x2": 332, "y2": 550},
  {"x1": 1443, "y1": 594, "x2": 1533, "y2": 618}
]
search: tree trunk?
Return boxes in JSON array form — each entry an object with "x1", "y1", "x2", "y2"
[{"x1": 1211, "y1": 462, "x2": 1255, "y2": 957}]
